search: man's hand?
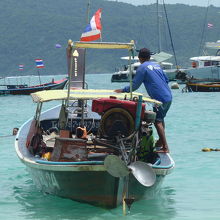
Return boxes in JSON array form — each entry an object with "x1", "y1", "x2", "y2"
[{"x1": 114, "y1": 89, "x2": 123, "y2": 93}]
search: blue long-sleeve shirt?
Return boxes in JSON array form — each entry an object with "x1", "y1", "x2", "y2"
[{"x1": 122, "y1": 61, "x2": 172, "y2": 103}]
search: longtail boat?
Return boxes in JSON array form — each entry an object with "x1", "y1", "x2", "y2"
[
  {"x1": 15, "y1": 40, "x2": 174, "y2": 212},
  {"x1": 186, "y1": 79, "x2": 220, "y2": 92},
  {"x1": 0, "y1": 78, "x2": 67, "y2": 95}
]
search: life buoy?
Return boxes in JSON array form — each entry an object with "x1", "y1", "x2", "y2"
[{"x1": 192, "y1": 62, "x2": 197, "y2": 68}]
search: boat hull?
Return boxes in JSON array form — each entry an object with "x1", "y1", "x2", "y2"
[
  {"x1": 185, "y1": 66, "x2": 220, "y2": 80},
  {"x1": 23, "y1": 160, "x2": 164, "y2": 208},
  {"x1": 15, "y1": 102, "x2": 174, "y2": 209},
  {"x1": 187, "y1": 82, "x2": 220, "y2": 92},
  {"x1": 111, "y1": 70, "x2": 177, "y2": 83}
]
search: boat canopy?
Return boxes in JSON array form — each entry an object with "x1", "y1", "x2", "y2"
[
  {"x1": 120, "y1": 51, "x2": 173, "y2": 62},
  {"x1": 72, "y1": 41, "x2": 135, "y2": 50},
  {"x1": 31, "y1": 89, "x2": 162, "y2": 105},
  {"x1": 152, "y1": 52, "x2": 173, "y2": 62},
  {"x1": 190, "y1": 56, "x2": 220, "y2": 62}
]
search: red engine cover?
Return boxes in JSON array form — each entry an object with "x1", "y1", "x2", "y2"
[{"x1": 92, "y1": 97, "x2": 146, "y2": 119}]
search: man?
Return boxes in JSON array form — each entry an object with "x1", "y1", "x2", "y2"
[
  {"x1": 114, "y1": 48, "x2": 172, "y2": 153},
  {"x1": 12, "y1": 127, "x2": 19, "y2": 135}
]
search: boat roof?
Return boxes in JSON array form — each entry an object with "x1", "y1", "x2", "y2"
[
  {"x1": 132, "y1": 62, "x2": 141, "y2": 66},
  {"x1": 127, "y1": 61, "x2": 173, "y2": 67},
  {"x1": 72, "y1": 41, "x2": 135, "y2": 50},
  {"x1": 31, "y1": 89, "x2": 162, "y2": 105},
  {"x1": 120, "y1": 51, "x2": 173, "y2": 62},
  {"x1": 162, "y1": 62, "x2": 173, "y2": 66},
  {"x1": 190, "y1": 56, "x2": 220, "y2": 61}
]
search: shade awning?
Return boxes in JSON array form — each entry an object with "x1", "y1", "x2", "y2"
[
  {"x1": 31, "y1": 89, "x2": 161, "y2": 105},
  {"x1": 72, "y1": 41, "x2": 135, "y2": 50},
  {"x1": 190, "y1": 56, "x2": 220, "y2": 61}
]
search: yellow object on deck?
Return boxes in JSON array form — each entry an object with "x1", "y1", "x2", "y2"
[{"x1": 42, "y1": 152, "x2": 51, "y2": 160}]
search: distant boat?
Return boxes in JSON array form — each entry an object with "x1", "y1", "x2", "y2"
[
  {"x1": 111, "y1": 53, "x2": 178, "y2": 83},
  {"x1": 0, "y1": 78, "x2": 68, "y2": 95},
  {"x1": 184, "y1": 79, "x2": 220, "y2": 92},
  {"x1": 180, "y1": 40, "x2": 220, "y2": 82}
]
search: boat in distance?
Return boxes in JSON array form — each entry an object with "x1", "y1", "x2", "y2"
[
  {"x1": 111, "y1": 53, "x2": 178, "y2": 83},
  {"x1": 0, "y1": 78, "x2": 67, "y2": 95},
  {"x1": 179, "y1": 40, "x2": 220, "y2": 83},
  {"x1": 184, "y1": 79, "x2": 220, "y2": 92},
  {"x1": 15, "y1": 40, "x2": 175, "y2": 211}
]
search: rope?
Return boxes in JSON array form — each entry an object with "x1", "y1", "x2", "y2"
[
  {"x1": 162, "y1": 0, "x2": 178, "y2": 68},
  {"x1": 198, "y1": 0, "x2": 210, "y2": 55}
]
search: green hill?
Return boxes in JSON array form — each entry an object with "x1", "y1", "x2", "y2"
[{"x1": 0, "y1": 0, "x2": 219, "y2": 76}]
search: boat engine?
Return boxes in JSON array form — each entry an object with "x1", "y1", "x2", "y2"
[{"x1": 92, "y1": 97, "x2": 153, "y2": 138}]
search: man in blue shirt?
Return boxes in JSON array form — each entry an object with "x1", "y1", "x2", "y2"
[{"x1": 114, "y1": 48, "x2": 172, "y2": 153}]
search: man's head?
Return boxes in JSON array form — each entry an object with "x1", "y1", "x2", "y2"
[
  {"x1": 138, "y1": 48, "x2": 151, "y2": 63},
  {"x1": 13, "y1": 127, "x2": 19, "y2": 135}
]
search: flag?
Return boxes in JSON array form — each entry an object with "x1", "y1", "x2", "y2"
[
  {"x1": 208, "y1": 23, "x2": 214, "y2": 28},
  {"x1": 80, "y1": 8, "x2": 102, "y2": 42},
  {"x1": 19, "y1": 64, "x2": 24, "y2": 70},
  {"x1": 35, "y1": 59, "x2": 44, "y2": 68}
]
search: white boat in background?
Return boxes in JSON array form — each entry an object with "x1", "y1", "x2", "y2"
[
  {"x1": 182, "y1": 40, "x2": 220, "y2": 81},
  {"x1": 111, "y1": 52, "x2": 178, "y2": 82}
]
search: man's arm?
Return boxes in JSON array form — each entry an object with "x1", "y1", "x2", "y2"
[
  {"x1": 114, "y1": 67, "x2": 145, "y2": 93},
  {"x1": 114, "y1": 89, "x2": 123, "y2": 93}
]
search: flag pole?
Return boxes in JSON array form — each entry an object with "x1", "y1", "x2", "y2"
[{"x1": 37, "y1": 69, "x2": 41, "y2": 85}]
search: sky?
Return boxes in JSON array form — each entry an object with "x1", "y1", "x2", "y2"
[{"x1": 111, "y1": 0, "x2": 220, "y2": 7}]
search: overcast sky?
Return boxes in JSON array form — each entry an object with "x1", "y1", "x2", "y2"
[{"x1": 111, "y1": 0, "x2": 220, "y2": 7}]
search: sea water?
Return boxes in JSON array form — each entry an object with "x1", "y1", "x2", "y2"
[{"x1": 0, "y1": 74, "x2": 220, "y2": 220}]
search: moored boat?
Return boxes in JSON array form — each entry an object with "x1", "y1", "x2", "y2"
[
  {"x1": 185, "y1": 79, "x2": 220, "y2": 92},
  {"x1": 0, "y1": 78, "x2": 68, "y2": 95},
  {"x1": 182, "y1": 40, "x2": 220, "y2": 82},
  {"x1": 15, "y1": 40, "x2": 175, "y2": 211},
  {"x1": 111, "y1": 54, "x2": 178, "y2": 83}
]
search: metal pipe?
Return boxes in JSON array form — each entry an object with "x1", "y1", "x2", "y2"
[
  {"x1": 135, "y1": 95, "x2": 143, "y2": 130},
  {"x1": 129, "y1": 50, "x2": 132, "y2": 100}
]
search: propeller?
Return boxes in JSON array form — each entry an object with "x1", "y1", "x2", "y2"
[{"x1": 104, "y1": 155, "x2": 156, "y2": 187}]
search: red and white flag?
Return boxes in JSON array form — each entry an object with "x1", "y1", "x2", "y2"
[
  {"x1": 35, "y1": 59, "x2": 44, "y2": 68},
  {"x1": 19, "y1": 64, "x2": 24, "y2": 70},
  {"x1": 80, "y1": 9, "x2": 102, "y2": 42}
]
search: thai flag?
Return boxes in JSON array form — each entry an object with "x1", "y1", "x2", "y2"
[
  {"x1": 80, "y1": 8, "x2": 102, "y2": 42},
  {"x1": 208, "y1": 23, "x2": 214, "y2": 28},
  {"x1": 19, "y1": 64, "x2": 24, "y2": 70},
  {"x1": 35, "y1": 59, "x2": 44, "y2": 68}
]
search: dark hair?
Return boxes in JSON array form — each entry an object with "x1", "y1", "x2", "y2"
[{"x1": 138, "y1": 48, "x2": 151, "y2": 59}]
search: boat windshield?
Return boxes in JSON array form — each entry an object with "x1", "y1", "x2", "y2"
[{"x1": 204, "y1": 61, "x2": 219, "y2": 66}]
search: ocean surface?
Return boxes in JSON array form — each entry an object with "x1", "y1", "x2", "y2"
[{"x1": 0, "y1": 74, "x2": 220, "y2": 220}]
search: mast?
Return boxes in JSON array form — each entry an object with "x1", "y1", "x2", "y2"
[
  {"x1": 162, "y1": 0, "x2": 178, "y2": 68},
  {"x1": 37, "y1": 69, "x2": 42, "y2": 85},
  {"x1": 86, "y1": 0, "x2": 90, "y2": 24},
  {"x1": 156, "y1": 0, "x2": 162, "y2": 53},
  {"x1": 198, "y1": 0, "x2": 210, "y2": 55}
]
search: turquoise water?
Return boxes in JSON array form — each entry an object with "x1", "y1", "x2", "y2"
[{"x1": 1, "y1": 74, "x2": 220, "y2": 220}]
